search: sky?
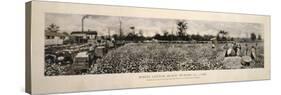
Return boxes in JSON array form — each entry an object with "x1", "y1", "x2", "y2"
[{"x1": 45, "y1": 13, "x2": 263, "y2": 38}]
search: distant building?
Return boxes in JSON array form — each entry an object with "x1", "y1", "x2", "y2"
[
  {"x1": 71, "y1": 30, "x2": 98, "y2": 44},
  {"x1": 45, "y1": 32, "x2": 68, "y2": 45}
]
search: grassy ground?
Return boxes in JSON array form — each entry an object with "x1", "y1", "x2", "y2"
[{"x1": 90, "y1": 42, "x2": 264, "y2": 74}]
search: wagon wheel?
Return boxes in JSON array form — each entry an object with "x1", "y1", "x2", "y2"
[
  {"x1": 45, "y1": 55, "x2": 56, "y2": 64},
  {"x1": 56, "y1": 54, "x2": 65, "y2": 65},
  {"x1": 66, "y1": 60, "x2": 73, "y2": 64},
  {"x1": 56, "y1": 52, "x2": 74, "y2": 65}
]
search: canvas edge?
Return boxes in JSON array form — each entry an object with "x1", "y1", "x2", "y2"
[
  {"x1": 25, "y1": 1, "x2": 32, "y2": 94},
  {"x1": 36, "y1": 0, "x2": 270, "y2": 17}
]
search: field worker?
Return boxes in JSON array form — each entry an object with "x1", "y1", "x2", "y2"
[
  {"x1": 111, "y1": 37, "x2": 115, "y2": 48},
  {"x1": 234, "y1": 42, "x2": 241, "y2": 56},
  {"x1": 233, "y1": 42, "x2": 237, "y2": 53},
  {"x1": 104, "y1": 38, "x2": 111, "y2": 53},
  {"x1": 210, "y1": 38, "x2": 217, "y2": 48},
  {"x1": 244, "y1": 44, "x2": 249, "y2": 56},
  {"x1": 212, "y1": 44, "x2": 215, "y2": 49},
  {"x1": 225, "y1": 43, "x2": 236, "y2": 57},
  {"x1": 88, "y1": 38, "x2": 100, "y2": 68},
  {"x1": 105, "y1": 38, "x2": 114, "y2": 49},
  {"x1": 88, "y1": 44, "x2": 96, "y2": 68},
  {"x1": 236, "y1": 44, "x2": 241, "y2": 56},
  {"x1": 251, "y1": 46, "x2": 257, "y2": 60},
  {"x1": 224, "y1": 43, "x2": 229, "y2": 57}
]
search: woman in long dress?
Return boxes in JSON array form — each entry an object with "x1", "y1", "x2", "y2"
[{"x1": 251, "y1": 46, "x2": 257, "y2": 60}]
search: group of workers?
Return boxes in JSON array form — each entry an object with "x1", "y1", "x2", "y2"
[{"x1": 223, "y1": 42, "x2": 257, "y2": 60}]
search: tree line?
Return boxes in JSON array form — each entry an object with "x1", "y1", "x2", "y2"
[
  {"x1": 111, "y1": 20, "x2": 262, "y2": 42},
  {"x1": 46, "y1": 20, "x2": 263, "y2": 43}
]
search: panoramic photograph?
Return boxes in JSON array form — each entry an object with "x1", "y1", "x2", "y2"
[{"x1": 44, "y1": 13, "x2": 264, "y2": 76}]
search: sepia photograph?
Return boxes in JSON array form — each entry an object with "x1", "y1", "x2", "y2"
[
  {"x1": 25, "y1": 1, "x2": 271, "y2": 94},
  {"x1": 44, "y1": 13, "x2": 264, "y2": 76}
]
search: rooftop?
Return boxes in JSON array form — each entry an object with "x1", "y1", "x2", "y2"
[{"x1": 71, "y1": 31, "x2": 98, "y2": 35}]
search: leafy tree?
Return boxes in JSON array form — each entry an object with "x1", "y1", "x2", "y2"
[
  {"x1": 153, "y1": 33, "x2": 161, "y2": 40},
  {"x1": 190, "y1": 34, "x2": 202, "y2": 41},
  {"x1": 162, "y1": 30, "x2": 169, "y2": 40},
  {"x1": 163, "y1": 31, "x2": 169, "y2": 37},
  {"x1": 167, "y1": 34, "x2": 176, "y2": 41},
  {"x1": 126, "y1": 33, "x2": 135, "y2": 41},
  {"x1": 217, "y1": 30, "x2": 228, "y2": 41},
  {"x1": 250, "y1": 33, "x2": 257, "y2": 41},
  {"x1": 46, "y1": 23, "x2": 60, "y2": 33},
  {"x1": 176, "y1": 20, "x2": 188, "y2": 40},
  {"x1": 138, "y1": 30, "x2": 145, "y2": 42},
  {"x1": 113, "y1": 34, "x2": 120, "y2": 40},
  {"x1": 184, "y1": 34, "x2": 191, "y2": 41},
  {"x1": 258, "y1": 34, "x2": 262, "y2": 40}
]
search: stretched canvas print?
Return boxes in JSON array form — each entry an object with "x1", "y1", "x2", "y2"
[{"x1": 26, "y1": 1, "x2": 271, "y2": 94}]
